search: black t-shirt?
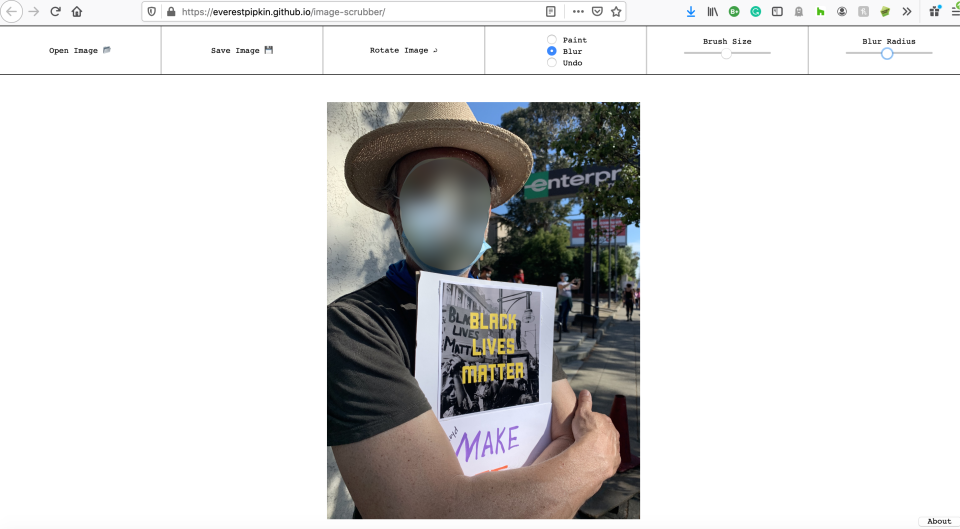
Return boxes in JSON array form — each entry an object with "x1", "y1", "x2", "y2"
[
  {"x1": 327, "y1": 276, "x2": 567, "y2": 447},
  {"x1": 328, "y1": 276, "x2": 568, "y2": 518}
]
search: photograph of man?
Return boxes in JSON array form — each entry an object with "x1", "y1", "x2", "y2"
[{"x1": 327, "y1": 102, "x2": 621, "y2": 518}]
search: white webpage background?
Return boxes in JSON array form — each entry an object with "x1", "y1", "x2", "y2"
[{"x1": 0, "y1": 76, "x2": 958, "y2": 528}]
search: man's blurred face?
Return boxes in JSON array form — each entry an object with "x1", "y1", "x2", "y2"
[{"x1": 391, "y1": 147, "x2": 494, "y2": 272}]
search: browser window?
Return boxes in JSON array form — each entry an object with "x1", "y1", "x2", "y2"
[{"x1": 1, "y1": 0, "x2": 957, "y2": 527}]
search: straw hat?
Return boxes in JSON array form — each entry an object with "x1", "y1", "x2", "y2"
[{"x1": 344, "y1": 102, "x2": 534, "y2": 213}]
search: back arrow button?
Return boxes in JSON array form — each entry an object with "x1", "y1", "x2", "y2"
[{"x1": 1, "y1": 0, "x2": 24, "y2": 22}]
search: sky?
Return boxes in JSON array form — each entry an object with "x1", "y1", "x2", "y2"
[{"x1": 467, "y1": 102, "x2": 640, "y2": 281}]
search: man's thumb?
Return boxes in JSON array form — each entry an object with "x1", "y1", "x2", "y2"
[{"x1": 576, "y1": 390, "x2": 593, "y2": 415}]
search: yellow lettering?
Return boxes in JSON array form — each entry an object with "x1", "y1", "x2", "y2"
[
  {"x1": 470, "y1": 312, "x2": 478, "y2": 329},
  {"x1": 462, "y1": 365, "x2": 477, "y2": 384},
  {"x1": 506, "y1": 363, "x2": 515, "y2": 379},
  {"x1": 498, "y1": 363, "x2": 506, "y2": 379},
  {"x1": 479, "y1": 315, "x2": 488, "y2": 330},
  {"x1": 516, "y1": 362, "x2": 524, "y2": 379},
  {"x1": 478, "y1": 364, "x2": 487, "y2": 382},
  {"x1": 500, "y1": 314, "x2": 508, "y2": 329},
  {"x1": 509, "y1": 314, "x2": 517, "y2": 329},
  {"x1": 490, "y1": 314, "x2": 498, "y2": 330},
  {"x1": 472, "y1": 338, "x2": 481, "y2": 356},
  {"x1": 497, "y1": 338, "x2": 505, "y2": 355},
  {"x1": 507, "y1": 339, "x2": 515, "y2": 355}
]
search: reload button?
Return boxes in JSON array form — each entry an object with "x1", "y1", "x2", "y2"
[{"x1": 920, "y1": 517, "x2": 960, "y2": 526}]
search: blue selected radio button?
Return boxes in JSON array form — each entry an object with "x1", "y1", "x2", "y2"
[{"x1": 547, "y1": 46, "x2": 557, "y2": 55}]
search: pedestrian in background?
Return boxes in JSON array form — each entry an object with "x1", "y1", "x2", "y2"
[
  {"x1": 480, "y1": 266, "x2": 493, "y2": 280},
  {"x1": 624, "y1": 283, "x2": 636, "y2": 321},
  {"x1": 557, "y1": 273, "x2": 580, "y2": 332},
  {"x1": 512, "y1": 268, "x2": 525, "y2": 284}
]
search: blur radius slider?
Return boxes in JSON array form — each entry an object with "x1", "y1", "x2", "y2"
[{"x1": 845, "y1": 50, "x2": 932, "y2": 55}]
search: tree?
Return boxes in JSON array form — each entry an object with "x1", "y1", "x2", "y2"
[
  {"x1": 554, "y1": 103, "x2": 641, "y2": 230},
  {"x1": 498, "y1": 103, "x2": 590, "y2": 233},
  {"x1": 572, "y1": 244, "x2": 638, "y2": 296},
  {"x1": 494, "y1": 224, "x2": 574, "y2": 287},
  {"x1": 500, "y1": 102, "x2": 591, "y2": 173}
]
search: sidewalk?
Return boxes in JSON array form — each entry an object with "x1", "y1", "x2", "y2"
[{"x1": 561, "y1": 304, "x2": 641, "y2": 519}]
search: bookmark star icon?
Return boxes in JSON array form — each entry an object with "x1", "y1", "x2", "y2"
[{"x1": 611, "y1": 6, "x2": 622, "y2": 16}]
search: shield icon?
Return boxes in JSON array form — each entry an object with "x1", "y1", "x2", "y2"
[
  {"x1": 147, "y1": 6, "x2": 156, "y2": 15},
  {"x1": 592, "y1": 6, "x2": 603, "y2": 15}
]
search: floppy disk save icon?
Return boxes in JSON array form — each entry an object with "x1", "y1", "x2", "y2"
[{"x1": 592, "y1": 6, "x2": 603, "y2": 15}]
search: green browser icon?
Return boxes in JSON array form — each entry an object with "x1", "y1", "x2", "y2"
[{"x1": 880, "y1": 5, "x2": 890, "y2": 16}]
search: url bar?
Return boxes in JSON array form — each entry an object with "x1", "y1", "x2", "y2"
[{"x1": 140, "y1": 2, "x2": 628, "y2": 22}]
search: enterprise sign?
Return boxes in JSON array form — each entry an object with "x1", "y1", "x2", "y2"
[{"x1": 523, "y1": 165, "x2": 623, "y2": 202}]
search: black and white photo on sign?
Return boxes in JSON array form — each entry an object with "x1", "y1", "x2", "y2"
[{"x1": 438, "y1": 282, "x2": 541, "y2": 419}]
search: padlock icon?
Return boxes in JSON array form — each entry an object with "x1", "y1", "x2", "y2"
[{"x1": 167, "y1": 6, "x2": 175, "y2": 16}]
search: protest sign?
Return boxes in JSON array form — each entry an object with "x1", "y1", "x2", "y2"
[{"x1": 415, "y1": 272, "x2": 556, "y2": 475}]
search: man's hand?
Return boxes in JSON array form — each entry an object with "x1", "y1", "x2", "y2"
[{"x1": 571, "y1": 390, "x2": 621, "y2": 480}]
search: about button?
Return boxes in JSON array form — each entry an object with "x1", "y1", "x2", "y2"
[{"x1": 920, "y1": 517, "x2": 960, "y2": 527}]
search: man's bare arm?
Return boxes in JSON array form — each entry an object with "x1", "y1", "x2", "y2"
[
  {"x1": 532, "y1": 378, "x2": 577, "y2": 464},
  {"x1": 332, "y1": 390, "x2": 619, "y2": 519}
]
